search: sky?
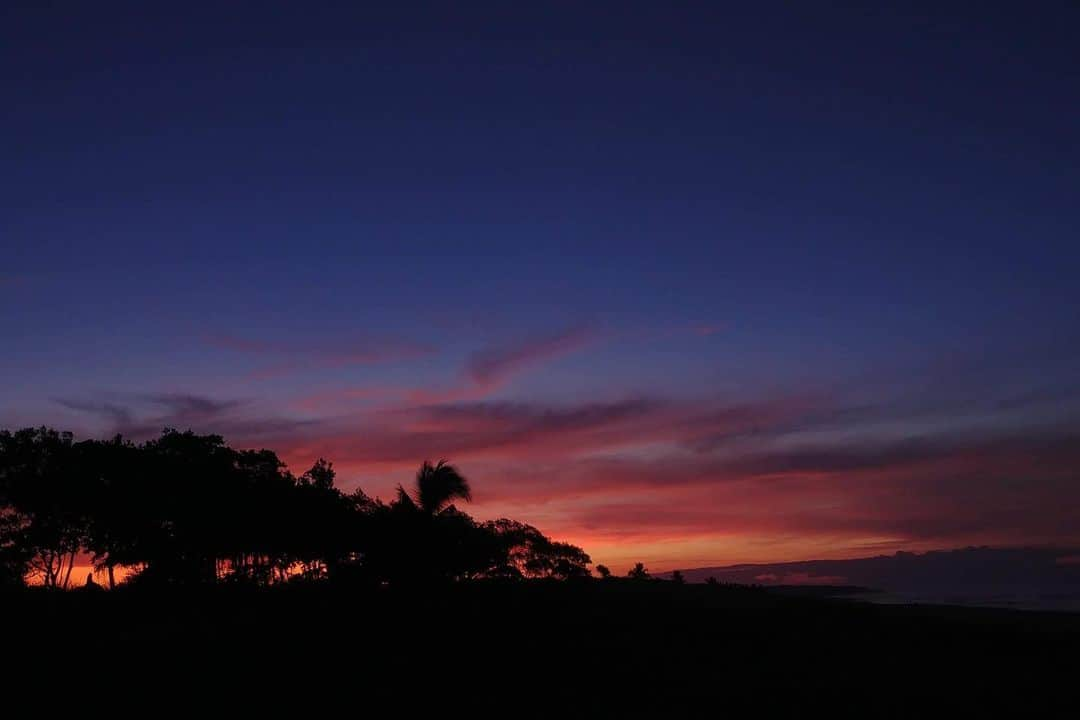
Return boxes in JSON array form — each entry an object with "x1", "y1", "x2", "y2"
[{"x1": 3, "y1": 2, "x2": 1080, "y2": 572}]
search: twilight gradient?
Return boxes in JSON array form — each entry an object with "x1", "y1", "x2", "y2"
[{"x1": 3, "y1": 2, "x2": 1079, "y2": 572}]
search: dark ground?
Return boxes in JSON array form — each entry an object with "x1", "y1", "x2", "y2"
[{"x1": 5, "y1": 580, "x2": 1078, "y2": 716}]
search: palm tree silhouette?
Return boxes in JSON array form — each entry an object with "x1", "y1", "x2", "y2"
[{"x1": 396, "y1": 460, "x2": 472, "y2": 515}]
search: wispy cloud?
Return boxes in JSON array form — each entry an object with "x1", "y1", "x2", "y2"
[
  {"x1": 48, "y1": 338, "x2": 1080, "y2": 573},
  {"x1": 467, "y1": 326, "x2": 596, "y2": 388},
  {"x1": 145, "y1": 393, "x2": 241, "y2": 419},
  {"x1": 408, "y1": 326, "x2": 600, "y2": 404},
  {"x1": 295, "y1": 326, "x2": 600, "y2": 410},
  {"x1": 54, "y1": 399, "x2": 136, "y2": 428},
  {"x1": 205, "y1": 333, "x2": 432, "y2": 380},
  {"x1": 276, "y1": 396, "x2": 667, "y2": 470},
  {"x1": 265, "y1": 378, "x2": 1080, "y2": 570},
  {"x1": 54, "y1": 392, "x2": 316, "y2": 443}
]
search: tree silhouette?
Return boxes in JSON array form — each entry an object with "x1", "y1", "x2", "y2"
[
  {"x1": 293, "y1": 458, "x2": 354, "y2": 580},
  {"x1": 0, "y1": 506, "x2": 31, "y2": 587},
  {"x1": 413, "y1": 460, "x2": 472, "y2": 515},
  {"x1": 300, "y1": 458, "x2": 336, "y2": 491},
  {"x1": 83, "y1": 434, "x2": 139, "y2": 589},
  {"x1": 627, "y1": 562, "x2": 650, "y2": 580},
  {"x1": 0, "y1": 428, "x2": 88, "y2": 588},
  {"x1": 671, "y1": 570, "x2": 685, "y2": 584},
  {"x1": 0, "y1": 427, "x2": 592, "y2": 589},
  {"x1": 595, "y1": 564, "x2": 611, "y2": 579}
]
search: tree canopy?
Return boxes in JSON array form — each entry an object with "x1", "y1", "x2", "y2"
[{"x1": 0, "y1": 427, "x2": 591, "y2": 589}]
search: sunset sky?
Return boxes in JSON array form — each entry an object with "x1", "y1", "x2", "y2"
[{"x1": 4, "y1": 3, "x2": 1079, "y2": 572}]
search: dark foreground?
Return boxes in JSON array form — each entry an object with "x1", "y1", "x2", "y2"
[{"x1": 6, "y1": 580, "x2": 1079, "y2": 716}]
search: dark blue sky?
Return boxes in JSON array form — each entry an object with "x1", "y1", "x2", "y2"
[{"x1": 3, "y1": 2, "x2": 1079, "y2": 568}]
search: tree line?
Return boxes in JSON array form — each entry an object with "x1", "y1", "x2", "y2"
[{"x1": 0, "y1": 427, "x2": 594, "y2": 589}]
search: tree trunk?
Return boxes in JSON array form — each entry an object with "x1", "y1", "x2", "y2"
[{"x1": 62, "y1": 550, "x2": 75, "y2": 589}]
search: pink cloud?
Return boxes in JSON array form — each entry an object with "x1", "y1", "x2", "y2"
[
  {"x1": 466, "y1": 326, "x2": 596, "y2": 388},
  {"x1": 77, "y1": 350, "x2": 1080, "y2": 573},
  {"x1": 143, "y1": 379, "x2": 1080, "y2": 568},
  {"x1": 292, "y1": 326, "x2": 601, "y2": 411},
  {"x1": 271, "y1": 397, "x2": 673, "y2": 475},
  {"x1": 278, "y1": 414, "x2": 1080, "y2": 569}
]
